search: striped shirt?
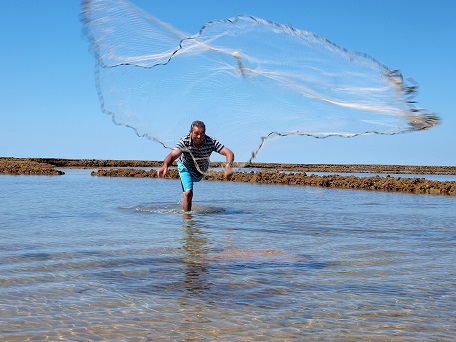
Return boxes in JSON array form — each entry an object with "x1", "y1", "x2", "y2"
[{"x1": 176, "y1": 134, "x2": 224, "y2": 178}]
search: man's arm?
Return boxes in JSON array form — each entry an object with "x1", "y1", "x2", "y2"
[
  {"x1": 157, "y1": 148, "x2": 182, "y2": 177},
  {"x1": 219, "y1": 147, "x2": 235, "y2": 180}
]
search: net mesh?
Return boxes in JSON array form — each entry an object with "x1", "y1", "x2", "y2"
[{"x1": 81, "y1": 0, "x2": 439, "y2": 165}]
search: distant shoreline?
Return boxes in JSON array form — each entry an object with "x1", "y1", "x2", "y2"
[{"x1": 2, "y1": 157, "x2": 455, "y2": 196}]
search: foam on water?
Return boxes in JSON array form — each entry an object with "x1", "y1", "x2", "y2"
[{"x1": 124, "y1": 202, "x2": 226, "y2": 215}]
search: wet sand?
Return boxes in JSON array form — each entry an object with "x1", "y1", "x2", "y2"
[{"x1": 2, "y1": 157, "x2": 456, "y2": 196}]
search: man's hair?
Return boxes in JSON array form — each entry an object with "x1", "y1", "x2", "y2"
[{"x1": 190, "y1": 120, "x2": 206, "y2": 132}]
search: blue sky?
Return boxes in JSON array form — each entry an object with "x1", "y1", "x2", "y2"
[{"x1": 1, "y1": 0, "x2": 454, "y2": 165}]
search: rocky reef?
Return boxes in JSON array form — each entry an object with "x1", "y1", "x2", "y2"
[{"x1": 2, "y1": 157, "x2": 455, "y2": 196}]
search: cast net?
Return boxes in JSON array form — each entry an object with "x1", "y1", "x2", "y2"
[{"x1": 81, "y1": 0, "x2": 439, "y2": 166}]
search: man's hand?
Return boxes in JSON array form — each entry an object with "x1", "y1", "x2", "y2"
[
  {"x1": 224, "y1": 163, "x2": 234, "y2": 180},
  {"x1": 219, "y1": 147, "x2": 234, "y2": 181},
  {"x1": 157, "y1": 148, "x2": 182, "y2": 178},
  {"x1": 157, "y1": 165, "x2": 167, "y2": 177}
]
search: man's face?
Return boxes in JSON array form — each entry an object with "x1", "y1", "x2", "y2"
[{"x1": 190, "y1": 126, "x2": 205, "y2": 147}]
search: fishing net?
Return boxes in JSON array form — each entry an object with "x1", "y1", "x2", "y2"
[{"x1": 81, "y1": 0, "x2": 439, "y2": 165}]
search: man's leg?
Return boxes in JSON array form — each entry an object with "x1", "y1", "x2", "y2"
[
  {"x1": 182, "y1": 188, "x2": 193, "y2": 212},
  {"x1": 178, "y1": 163, "x2": 195, "y2": 212}
]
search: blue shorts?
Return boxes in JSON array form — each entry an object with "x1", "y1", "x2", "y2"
[{"x1": 178, "y1": 163, "x2": 204, "y2": 192}]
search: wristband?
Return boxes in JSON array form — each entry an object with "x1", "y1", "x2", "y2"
[{"x1": 226, "y1": 162, "x2": 233, "y2": 167}]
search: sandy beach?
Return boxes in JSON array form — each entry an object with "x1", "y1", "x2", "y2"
[{"x1": 1, "y1": 157, "x2": 456, "y2": 196}]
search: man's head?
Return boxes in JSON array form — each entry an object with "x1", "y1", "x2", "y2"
[
  {"x1": 190, "y1": 120, "x2": 206, "y2": 147},
  {"x1": 190, "y1": 120, "x2": 206, "y2": 132}
]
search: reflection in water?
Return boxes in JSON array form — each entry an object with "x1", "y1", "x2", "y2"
[
  {"x1": 181, "y1": 213, "x2": 211, "y2": 295},
  {"x1": 177, "y1": 214, "x2": 217, "y2": 337}
]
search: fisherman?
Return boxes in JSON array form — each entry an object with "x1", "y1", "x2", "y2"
[{"x1": 157, "y1": 120, "x2": 234, "y2": 212}]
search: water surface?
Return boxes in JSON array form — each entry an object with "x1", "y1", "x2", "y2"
[{"x1": 1, "y1": 169, "x2": 455, "y2": 340}]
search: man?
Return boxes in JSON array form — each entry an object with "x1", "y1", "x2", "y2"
[{"x1": 157, "y1": 120, "x2": 234, "y2": 212}]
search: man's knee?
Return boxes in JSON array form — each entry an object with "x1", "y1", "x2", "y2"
[{"x1": 183, "y1": 188, "x2": 193, "y2": 198}]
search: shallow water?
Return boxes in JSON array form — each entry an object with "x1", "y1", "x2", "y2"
[{"x1": 1, "y1": 169, "x2": 455, "y2": 341}]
